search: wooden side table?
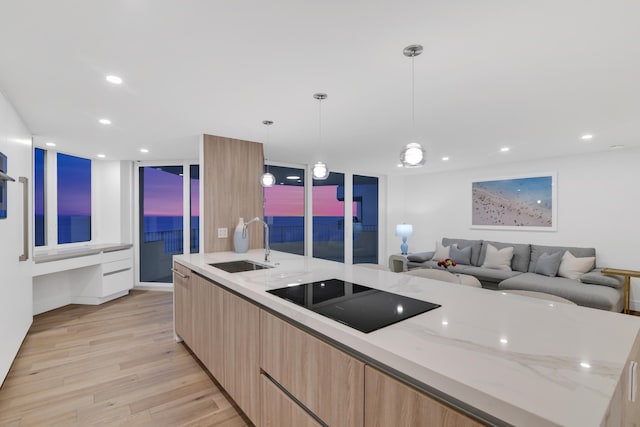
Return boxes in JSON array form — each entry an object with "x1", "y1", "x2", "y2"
[
  {"x1": 388, "y1": 254, "x2": 408, "y2": 272},
  {"x1": 600, "y1": 268, "x2": 640, "y2": 314}
]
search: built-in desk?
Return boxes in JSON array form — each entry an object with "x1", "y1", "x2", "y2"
[{"x1": 33, "y1": 244, "x2": 134, "y2": 315}]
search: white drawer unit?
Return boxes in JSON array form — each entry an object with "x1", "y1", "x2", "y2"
[{"x1": 33, "y1": 244, "x2": 134, "y2": 314}]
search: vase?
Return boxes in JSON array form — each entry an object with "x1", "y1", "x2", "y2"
[{"x1": 233, "y1": 217, "x2": 249, "y2": 253}]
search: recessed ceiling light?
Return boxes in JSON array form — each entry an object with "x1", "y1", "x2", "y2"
[
  {"x1": 45, "y1": 142, "x2": 56, "y2": 147},
  {"x1": 286, "y1": 175, "x2": 301, "y2": 180},
  {"x1": 99, "y1": 118, "x2": 111, "y2": 125},
  {"x1": 140, "y1": 148, "x2": 149, "y2": 153},
  {"x1": 609, "y1": 145, "x2": 625, "y2": 150},
  {"x1": 441, "y1": 156, "x2": 449, "y2": 161},
  {"x1": 106, "y1": 75, "x2": 123, "y2": 84},
  {"x1": 581, "y1": 134, "x2": 594, "y2": 140},
  {"x1": 500, "y1": 147, "x2": 510, "y2": 152},
  {"x1": 97, "y1": 154, "x2": 106, "y2": 158}
]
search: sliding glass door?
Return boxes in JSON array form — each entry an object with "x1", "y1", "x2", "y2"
[{"x1": 139, "y1": 165, "x2": 184, "y2": 283}]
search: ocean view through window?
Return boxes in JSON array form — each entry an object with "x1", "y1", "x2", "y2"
[
  {"x1": 263, "y1": 165, "x2": 305, "y2": 255},
  {"x1": 139, "y1": 165, "x2": 184, "y2": 283},
  {"x1": 34, "y1": 148, "x2": 46, "y2": 246},
  {"x1": 313, "y1": 172, "x2": 349, "y2": 263},
  {"x1": 353, "y1": 175, "x2": 379, "y2": 264},
  {"x1": 57, "y1": 153, "x2": 91, "y2": 244}
]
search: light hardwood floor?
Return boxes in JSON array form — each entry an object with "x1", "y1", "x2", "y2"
[{"x1": 0, "y1": 290, "x2": 250, "y2": 427}]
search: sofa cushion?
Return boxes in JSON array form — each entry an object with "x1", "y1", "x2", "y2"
[
  {"x1": 558, "y1": 251, "x2": 595, "y2": 280},
  {"x1": 442, "y1": 238, "x2": 483, "y2": 266},
  {"x1": 407, "y1": 251, "x2": 434, "y2": 263},
  {"x1": 499, "y1": 273, "x2": 622, "y2": 311},
  {"x1": 450, "y1": 245, "x2": 472, "y2": 265},
  {"x1": 528, "y1": 245, "x2": 595, "y2": 273},
  {"x1": 433, "y1": 241, "x2": 451, "y2": 261},
  {"x1": 479, "y1": 240, "x2": 531, "y2": 272},
  {"x1": 481, "y1": 244, "x2": 514, "y2": 271},
  {"x1": 580, "y1": 269, "x2": 624, "y2": 289},
  {"x1": 534, "y1": 251, "x2": 563, "y2": 277},
  {"x1": 461, "y1": 266, "x2": 522, "y2": 283}
]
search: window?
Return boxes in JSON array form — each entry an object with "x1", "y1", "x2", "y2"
[
  {"x1": 34, "y1": 148, "x2": 46, "y2": 246},
  {"x1": 353, "y1": 175, "x2": 378, "y2": 264},
  {"x1": 139, "y1": 165, "x2": 184, "y2": 283},
  {"x1": 263, "y1": 165, "x2": 305, "y2": 255},
  {"x1": 313, "y1": 172, "x2": 345, "y2": 263},
  {"x1": 57, "y1": 153, "x2": 91, "y2": 244},
  {"x1": 190, "y1": 165, "x2": 199, "y2": 253}
]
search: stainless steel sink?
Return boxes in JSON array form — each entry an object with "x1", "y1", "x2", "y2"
[{"x1": 208, "y1": 260, "x2": 273, "y2": 273}]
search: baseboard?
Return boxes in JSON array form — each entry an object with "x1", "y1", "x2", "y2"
[{"x1": 71, "y1": 290, "x2": 129, "y2": 305}]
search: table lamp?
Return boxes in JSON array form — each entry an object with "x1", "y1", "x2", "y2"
[{"x1": 395, "y1": 224, "x2": 413, "y2": 255}]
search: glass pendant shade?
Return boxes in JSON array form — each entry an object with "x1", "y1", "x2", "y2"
[
  {"x1": 312, "y1": 161, "x2": 329, "y2": 180},
  {"x1": 261, "y1": 172, "x2": 276, "y2": 187},
  {"x1": 400, "y1": 142, "x2": 426, "y2": 168}
]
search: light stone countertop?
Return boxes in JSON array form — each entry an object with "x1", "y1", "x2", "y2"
[
  {"x1": 33, "y1": 243, "x2": 133, "y2": 263},
  {"x1": 174, "y1": 249, "x2": 640, "y2": 427}
]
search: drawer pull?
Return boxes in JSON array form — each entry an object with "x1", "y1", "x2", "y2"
[
  {"x1": 103, "y1": 267, "x2": 131, "y2": 277},
  {"x1": 171, "y1": 268, "x2": 188, "y2": 279}
]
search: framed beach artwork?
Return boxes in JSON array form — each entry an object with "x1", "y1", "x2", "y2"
[{"x1": 471, "y1": 173, "x2": 557, "y2": 231}]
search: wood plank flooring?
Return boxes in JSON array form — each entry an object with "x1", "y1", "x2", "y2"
[{"x1": 0, "y1": 290, "x2": 250, "y2": 427}]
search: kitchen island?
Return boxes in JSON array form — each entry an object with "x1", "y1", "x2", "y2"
[{"x1": 174, "y1": 250, "x2": 640, "y2": 427}]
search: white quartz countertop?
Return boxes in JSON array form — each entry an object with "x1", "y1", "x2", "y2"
[
  {"x1": 174, "y1": 250, "x2": 640, "y2": 427},
  {"x1": 33, "y1": 243, "x2": 132, "y2": 263}
]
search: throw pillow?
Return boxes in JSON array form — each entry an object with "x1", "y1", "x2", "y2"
[
  {"x1": 558, "y1": 251, "x2": 595, "y2": 280},
  {"x1": 406, "y1": 252, "x2": 434, "y2": 263},
  {"x1": 481, "y1": 244, "x2": 514, "y2": 271},
  {"x1": 534, "y1": 251, "x2": 563, "y2": 277},
  {"x1": 432, "y1": 241, "x2": 451, "y2": 261},
  {"x1": 450, "y1": 245, "x2": 472, "y2": 265}
]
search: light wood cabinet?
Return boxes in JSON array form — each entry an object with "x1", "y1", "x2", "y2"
[
  {"x1": 172, "y1": 262, "x2": 192, "y2": 345},
  {"x1": 224, "y1": 290, "x2": 261, "y2": 425},
  {"x1": 364, "y1": 366, "x2": 483, "y2": 427},
  {"x1": 260, "y1": 374, "x2": 322, "y2": 427},
  {"x1": 261, "y1": 310, "x2": 364, "y2": 427},
  {"x1": 191, "y1": 274, "x2": 225, "y2": 382}
]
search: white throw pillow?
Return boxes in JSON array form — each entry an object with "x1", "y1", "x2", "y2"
[
  {"x1": 558, "y1": 251, "x2": 595, "y2": 280},
  {"x1": 432, "y1": 241, "x2": 451, "y2": 261},
  {"x1": 481, "y1": 244, "x2": 514, "y2": 271}
]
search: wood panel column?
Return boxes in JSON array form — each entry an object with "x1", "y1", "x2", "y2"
[{"x1": 202, "y1": 134, "x2": 264, "y2": 252}]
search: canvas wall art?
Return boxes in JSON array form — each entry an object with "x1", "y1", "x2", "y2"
[{"x1": 471, "y1": 174, "x2": 556, "y2": 231}]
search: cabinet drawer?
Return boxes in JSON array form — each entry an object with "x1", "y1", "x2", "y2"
[
  {"x1": 102, "y1": 258, "x2": 132, "y2": 274},
  {"x1": 102, "y1": 268, "x2": 133, "y2": 297},
  {"x1": 364, "y1": 366, "x2": 483, "y2": 427},
  {"x1": 102, "y1": 248, "x2": 133, "y2": 263},
  {"x1": 260, "y1": 311, "x2": 364, "y2": 427},
  {"x1": 261, "y1": 374, "x2": 322, "y2": 427}
]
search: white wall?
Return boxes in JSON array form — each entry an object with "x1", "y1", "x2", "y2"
[
  {"x1": 94, "y1": 160, "x2": 133, "y2": 244},
  {"x1": 387, "y1": 148, "x2": 640, "y2": 310},
  {"x1": 0, "y1": 90, "x2": 33, "y2": 384}
]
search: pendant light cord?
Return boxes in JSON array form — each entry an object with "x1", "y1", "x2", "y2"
[
  {"x1": 318, "y1": 98, "x2": 322, "y2": 146},
  {"x1": 411, "y1": 53, "x2": 415, "y2": 137}
]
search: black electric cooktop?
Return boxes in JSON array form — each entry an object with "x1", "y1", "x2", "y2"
[{"x1": 267, "y1": 279, "x2": 440, "y2": 333}]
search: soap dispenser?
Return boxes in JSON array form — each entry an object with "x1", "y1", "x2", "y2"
[{"x1": 233, "y1": 217, "x2": 249, "y2": 253}]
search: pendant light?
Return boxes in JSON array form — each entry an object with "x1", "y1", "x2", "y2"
[
  {"x1": 400, "y1": 44, "x2": 426, "y2": 168},
  {"x1": 312, "y1": 93, "x2": 330, "y2": 180},
  {"x1": 260, "y1": 120, "x2": 276, "y2": 187}
]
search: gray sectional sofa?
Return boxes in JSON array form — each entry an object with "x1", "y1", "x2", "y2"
[{"x1": 406, "y1": 238, "x2": 624, "y2": 311}]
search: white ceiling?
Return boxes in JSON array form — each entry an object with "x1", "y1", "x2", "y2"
[{"x1": 1, "y1": 1, "x2": 639, "y2": 176}]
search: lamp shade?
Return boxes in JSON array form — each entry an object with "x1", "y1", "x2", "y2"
[
  {"x1": 395, "y1": 223, "x2": 413, "y2": 237},
  {"x1": 312, "y1": 162, "x2": 329, "y2": 180},
  {"x1": 261, "y1": 172, "x2": 275, "y2": 187}
]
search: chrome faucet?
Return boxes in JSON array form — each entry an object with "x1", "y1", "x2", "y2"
[{"x1": 243, "y1": 217, "x2": 270, "y2": 262}]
